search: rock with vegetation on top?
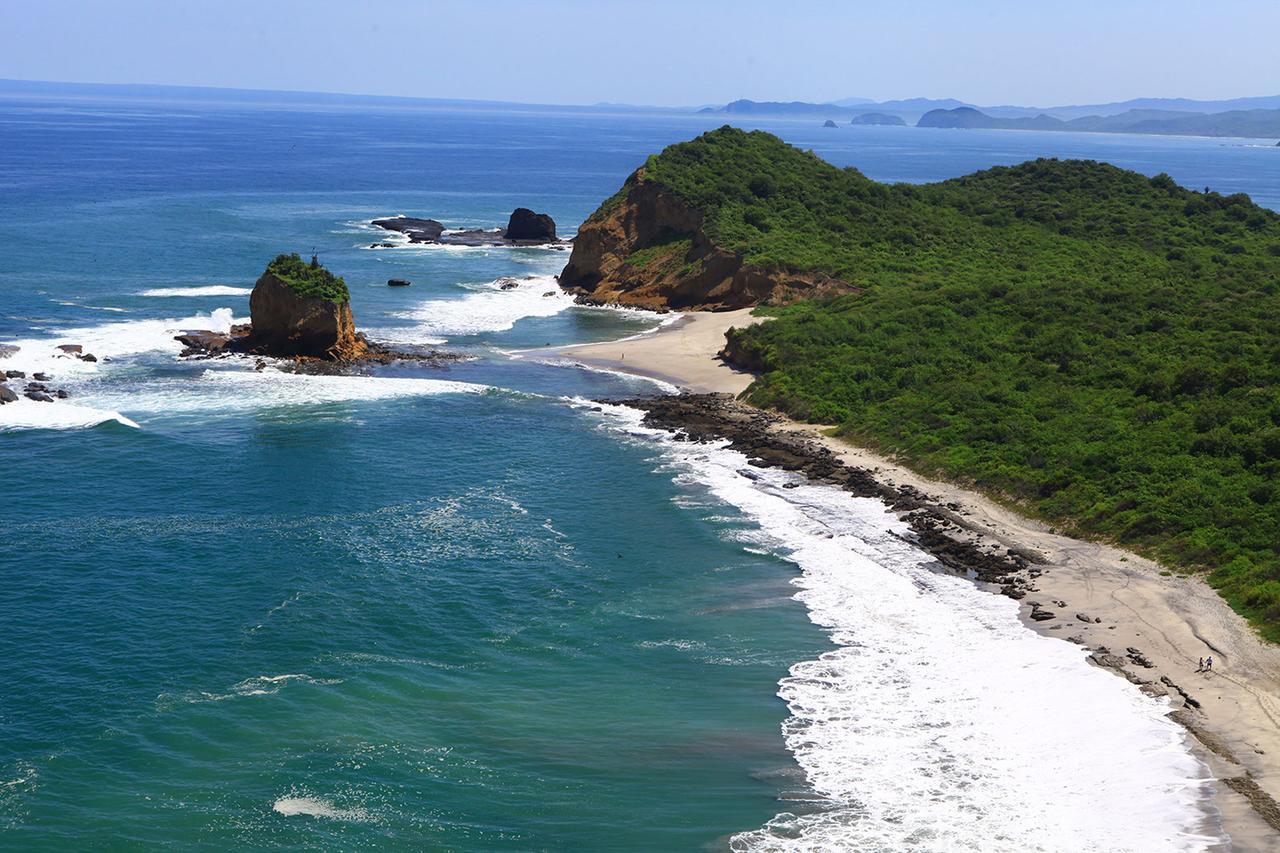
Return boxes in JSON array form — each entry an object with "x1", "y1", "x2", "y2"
[
  {"x1": 822, "y1": 119, "x2": 839, "y2": 128},
  {"x1": 241, "y1": 254, "x2": 369, "y2": 360}
]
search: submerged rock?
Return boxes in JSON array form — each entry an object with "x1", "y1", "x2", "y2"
[
  {"x1": 57, "y1": 344, "x2": 83, "y2": 354},
  {"x1": 387, "y1": 278, "x2": 412, "y2": 287},
  {"x1": 0, "y1": 344, "x2": 18, "y2": 359}
]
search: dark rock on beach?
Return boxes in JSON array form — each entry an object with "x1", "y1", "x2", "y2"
[
  {"x1": 25, "y1": 391, "x2": 53, "y2": 402},
  {"x1": 33, "y1": 372, "x2": 50, "y2": 382},
  {"x1": 613, "y1": 393, "x2": 1037, "y2": 590},
  {"x1": 6, "y1": 370, "x2": 25, "y2": 379},
  {"x1": 57, "y1": 344, "x2": 83, "y2": 354},
  {"x1": 0, "y1": 385, "x2": 17, "y2": 404}
]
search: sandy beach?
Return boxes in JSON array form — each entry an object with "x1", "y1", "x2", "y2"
[{"x1": 554, "y1": 309, "x2": 1280, "y2": 850}]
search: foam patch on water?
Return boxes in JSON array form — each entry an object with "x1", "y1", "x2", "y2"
[
  {"x1": 138, "y1": 286, "x2": 253, "y2": 297},
  {"x1": 379, "y1": 274, "x2": 573, "y2": 342},
  {"x1": 272, "y1": 795, "x2": 373, "y2": 822},
  {"x1": 65, "y1": 369, "x2": 494, "y2": 426},
  {"x1": 586, "y1": 402, "x2": 1222, "y2": 853},
  {"x1": 157, "y1": 673, "x2": 342, "y2": 709},
  {"x1": 0, "y1": 307, "x2": 240, "y2": 376}
]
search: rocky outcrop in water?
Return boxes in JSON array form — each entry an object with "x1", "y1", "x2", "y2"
[
  {"x1": 558, "y1": 174, "x2": 848, "y2": 311},
  {"x1": 239, "y1": 270, "x2": 369, "y2": 360},
  {"x1": 504, "y1": 207, "x2": 557, "y2": 241},
  {"x1": 371, "y1": 217, "x2": 444, "y2": 243},
  {"x1": 371, "y1": 210, "x2": 565, "y2": 247}
]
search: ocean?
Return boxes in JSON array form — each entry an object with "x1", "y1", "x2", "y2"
[{"x1": 3, "y1": 91, "x2": 1279, "y2": 850}]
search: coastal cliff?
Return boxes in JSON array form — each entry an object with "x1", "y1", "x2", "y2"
[{"x1": 559, "y1": 167, "x2": 850, "y2": 311}]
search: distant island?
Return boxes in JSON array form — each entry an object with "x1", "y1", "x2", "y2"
[
  {"x1": 919, "y1": 104, "x2": 1280, "y2": 138},
  {"x1": 701, "y1": 95, "x2": 1280, "y2": 139},
  {"x1": 560, "y1": 126, "x2": 1280, "y2": 639},
  {"x1": 850, "y1": 112, "x2": 906, "y2": 126}
]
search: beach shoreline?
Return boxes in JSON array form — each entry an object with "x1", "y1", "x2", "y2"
[{"x1": 550, "y1": 308, "x2": 1280, "y2": 850}]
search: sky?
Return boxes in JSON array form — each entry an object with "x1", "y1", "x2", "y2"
[{"x1": 1, "y1": 0, "x2": 1277, "y2": 107}]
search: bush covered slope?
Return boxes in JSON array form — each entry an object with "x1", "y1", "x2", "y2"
[
  {"x1": 265, "y1": 253, "x2": 349, "y2": 303},
  {"x1": 639, "y1": 127, "x2": 1280, "y2": 637}
]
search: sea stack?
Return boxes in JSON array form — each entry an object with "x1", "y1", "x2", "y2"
[
  {"x1": 243, "y1": 253, "x2": 369, "y2": 360},
  {"x1": 503, "y1": 208, "x2": 557, "y2": 241}
]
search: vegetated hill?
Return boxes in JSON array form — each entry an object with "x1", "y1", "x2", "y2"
[
  {"x1": 566, "y1": 126, "x2": 1280, "y2": 639},
  {"x1": 920, "y1": 105, "x2": 1280, "y2": 138},
  {"x1": 918, "y1": 107, "x2": 1066, "y2": 130}
]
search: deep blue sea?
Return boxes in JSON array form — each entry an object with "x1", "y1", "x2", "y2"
[{"x1": 3, "y1": 91, "x2": 1279, "y2": 850}]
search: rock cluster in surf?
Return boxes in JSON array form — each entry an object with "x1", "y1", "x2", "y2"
[
  {"x1": 370, "y1": 208, "x2": 565, "y2": 248},
  {"x1": 0, "y1": 345, "x2": 95, "y2": 406}
]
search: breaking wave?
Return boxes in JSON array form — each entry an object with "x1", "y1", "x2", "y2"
[{"x1": 585, "y1": 402, "x2": 1221, "y2": 853}]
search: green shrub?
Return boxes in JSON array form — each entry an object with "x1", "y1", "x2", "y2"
[{"x1": 265, "y1": 253, "x2": 349, "y2": 303}]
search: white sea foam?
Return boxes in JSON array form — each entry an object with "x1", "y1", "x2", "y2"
[
  {"x1": 138, "y1": 285, "x2": 253, "y2": 297},
  {"x1": 272, "y1": 795, "x2": 372, "y2": 822},
  {"x1": 87, "y1": 369, "x2": 496, "y2": 420},
  {"x1": 157, "y1": 673, "x2": 342, "y2": 709},
  {"x1": 0, "y1": 307, "x2": 241, "y2": 376},
  {"x1": 586, "y1": 402, "x2": 1221, "y2": 853},
  {"x1": 377, "y1": 274, "x2": 574, "y2": 342},
  {"x1": 0, "y1": 397, "x2": 139, "y2": 432}
]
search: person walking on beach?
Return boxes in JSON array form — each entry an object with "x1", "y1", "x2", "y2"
[
  {"x1": 1206, "y1": 655, "x2": 1213, "y2": 672},
  {"x1": 1198, "y1": 656, "x2": 1205, "y2": 671}
]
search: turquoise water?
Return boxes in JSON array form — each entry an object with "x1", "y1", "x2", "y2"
[{"x1": 3, "y1": 92, "x2": 1280, "y2": 850}]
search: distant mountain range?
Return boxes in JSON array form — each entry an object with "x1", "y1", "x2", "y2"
[
  {"x1": 700, "y1": 96, "x2": 1280, "y2": 139},
  {"x1": 918, "y1": 105, "x2": 1280, "y2": 138}
]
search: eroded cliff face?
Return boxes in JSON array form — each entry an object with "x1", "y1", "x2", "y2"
[
  {"x1": 245, "y1": 272, "x2": 369, "y2": 360},
  {"x1": 558, "y1": 170, "x2": 849, "y2": 311}
]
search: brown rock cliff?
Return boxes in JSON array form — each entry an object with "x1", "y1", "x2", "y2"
[{"x1": 558, "y1": 170, "x2": 849, "y2": 311}]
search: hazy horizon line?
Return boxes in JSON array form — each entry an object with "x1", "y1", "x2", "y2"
[{"x1": 4, "y1": 75, "x2": 1278, "y2": 115}]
